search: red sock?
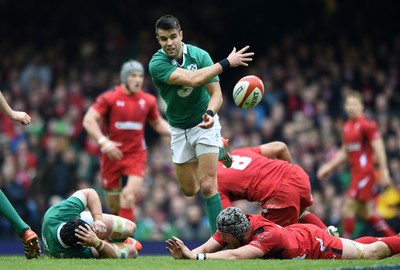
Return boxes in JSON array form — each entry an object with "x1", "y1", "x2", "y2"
[
  {"x1": 366, "y1": 214, "x2": 396, "y2": 236},
  {"x1": 118, "y1": 208, "x2": 135, "y2": 221},
  {"x1": 354, "y1": 236, "x2": 380, "y2": 244},
  {"x1": 343, "y1": 217, "x2": 356, "y2": 238},
  {"x1": 379, "y1": 236, "x2": 400, "y2": 256},
  {"x1": 300, "y1": 212, "x2": 326, "y2": 228}
]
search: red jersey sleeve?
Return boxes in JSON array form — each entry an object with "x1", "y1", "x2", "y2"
[
  {"x1": 246, "y1": 146, "x2": 262, "y2": 155},
  {"x1": 212, "y1": 231, "x2": 227, "y2": 246},
  {"x1": 219, "y1": 191, "x2": 233, "y2": 209},
  {"x1": 92, "y1": 91, "x2": 112, "y2": 116}
]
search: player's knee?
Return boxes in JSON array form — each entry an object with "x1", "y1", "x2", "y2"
[
  {"x1": 125, "y1": 220, "x2": 136, "y2": 235},
  {"x1": 180, "y1": 185, "x2": 199, "y2": 197},
  {"x1": 366, "y1": 243, "x2": 392, "y2": 259},
  {"x1": 199, "y1": 181, "x2": 217, "y2": 197}
]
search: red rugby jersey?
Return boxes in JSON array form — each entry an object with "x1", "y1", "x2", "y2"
[
  {"x1": 342, "y1": 115, "x2": 380, "y2": 176},
  {"x1": 92, "y1": 86, "x2": 161, "y2": 154}
]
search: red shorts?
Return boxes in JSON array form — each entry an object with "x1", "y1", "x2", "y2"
[
  {"x1": 287, "y1": 224, "x2": 343, "y2": 259},
  {"x1": 347, "y1": 172, "x2": 375, "y2": 201},
  {"x1": 100, "y1": 152, "x2": 147, "y2": 191},
  {"x1": 261, "y1": 165, "x2": 313, "y2": 226},
  {"x1": 304, "y1": 224, "x2": 343, "y2": 259}
]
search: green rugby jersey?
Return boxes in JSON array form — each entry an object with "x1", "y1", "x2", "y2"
[
  {"x1": 41, "y1": 195, "x2": 94, "y2": 258},
  {"x1": 149, "y1": 43, "x2": 219, "y2": 129}
]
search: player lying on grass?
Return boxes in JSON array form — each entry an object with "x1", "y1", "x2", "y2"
[
  {"x1": 42, "y1": 188, "x2": 142, "y2": 258},
  {"x1": 218, "y1": 141, "x2": 337, "y2": 235},
  {"x1": 166, "y1": 207, "x2": 400, "y2": 260}
]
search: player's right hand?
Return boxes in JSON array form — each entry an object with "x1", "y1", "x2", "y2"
[
  {"x1": 11, "y1": 111, "x2": 31, "y2": 125},
  {"x1": 101, "y1": 140, "x2": 123, "y2": 161},
  {"x1": 316, "y1": 165, "x2": 330, "y2": 180}
]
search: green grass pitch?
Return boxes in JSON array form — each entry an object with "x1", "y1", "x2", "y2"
[{"x1": 0, "y1": 255, "x2": 399, "y2": 270}]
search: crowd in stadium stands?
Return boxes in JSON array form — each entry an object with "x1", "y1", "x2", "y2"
[{"x1": 0, "y1": 1, "x2": 400, "y2": 242}]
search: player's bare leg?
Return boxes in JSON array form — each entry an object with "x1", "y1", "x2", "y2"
[
  {"x1": 119, "y1": 175, "x2": 143, "y2": 221},
  {"x1": 342, "y1": 198, "x2": 358, "y2": 238},
  {"x1": 341, "y1": 238, "x2": 392, "y2": 259},
  {"x1": 106, "y1": 190, "x2": 121, "y2": 215},
  {"x1": 175, "y1": 162, "x2": 199, "y2": 196}
]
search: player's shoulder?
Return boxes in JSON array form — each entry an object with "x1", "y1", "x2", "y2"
[
  {"x1": 232, "y1": 147, "x2": 260, "y2": 156},
  {"x1": 98, "y1": 86, "x2": 119, "y2": 99},
  {"x1": 150, "y1": 49, "x2": 169, "y2": 63},
  {"x1": 186, "y1": 43, "x2": 207, "y2": 53},
  {"x1": 186, "y1": 44, "x2": 210, "y2": 58},
  {"x1": 137, "y1": 90, "x2": 157, "y2": 102},
  {"x1": 359, "y1": 115, "x2": 378, "y2": 128}
]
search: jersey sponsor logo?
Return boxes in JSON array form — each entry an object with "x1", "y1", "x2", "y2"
[
  {"x1": 345, "y1": 143, "x2": 361, "y2": 152},
  {"x1": 116, "y1": 100, "x2": 125, "y2": 107},
  {"x1": 177, "y1": 86, "x2": 194, "y2": 97},
  {"x1": 359, "y1": 152, "x2": 367, "y2": 167},
  {"x1": 357, "y1": 176, "x2": 369, "y2": 189},
  {"x1": 115, "y1": 121, "x2": 143, "y2": 130}
]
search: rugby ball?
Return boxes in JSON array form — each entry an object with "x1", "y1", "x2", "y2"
[{"x1": 232, "y1": 75, "x2": 264, "y2": 109}]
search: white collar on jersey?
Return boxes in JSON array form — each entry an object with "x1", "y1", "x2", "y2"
[
  {"x1": 57, "y1": 222, "x2": 70, "y2": 249},
  {"x1": 162, "y1": 42, "x2": 187, "y2": 67}
]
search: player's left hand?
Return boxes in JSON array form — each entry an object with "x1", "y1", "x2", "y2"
[
  {"x1": 378, "y1": 173, "x2": 392, "y2": 190},
  {"x1": 166, "y1": 236, "x2": 195, "y2": 260},
  {"x1": 10, "y1": 111, "x2": 31, "y2": 125},
  {"x1": 198, "y1": 113, "x2": 214, "y2": 129}
]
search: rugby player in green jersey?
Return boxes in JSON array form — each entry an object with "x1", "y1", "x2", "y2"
[
  {"x1": 149, "y1": 15, "x2": 254, "y2": 234},
  {"x1": 42, "y1": 188, "x2": 142, "y2": 258}
]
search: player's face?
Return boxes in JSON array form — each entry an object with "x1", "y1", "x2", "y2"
[
  {"x1": 156, "y1": 28, "x2": 183, "y2": 60},
  {"x1": 219, "y1": 232, "x2": 241, "y2": 248},
  {"x1": 344, "y1": 96, "x2": 363, "y2": 119},
  {"x1": 126, "y1": 72, "x2": 144, "y2": 94}
]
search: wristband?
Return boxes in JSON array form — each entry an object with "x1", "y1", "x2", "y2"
[
  {"x1": 97, "y1": 136, "x2": 109, "y2": 148},
  {"x1": 205, "y1": 109, "x2": 214, "y2": 117},
  {"x1": 196, "y1": 253, "x2": 206, "y2": 260},
  {"x1": 96, "y1": 240, "x2": 105, "y2": 251},
  {"x1": 93, "y1": 213, "x2": 103, "y2": 221},
  {"x1": 218, "y1": 58, "x2": 230, "y2": 72}
]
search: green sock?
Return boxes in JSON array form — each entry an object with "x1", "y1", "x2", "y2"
[
  {"x1": 0, "y1": 190, "x2": 29, "y2": 237},
  {"x1": 218, "y1": 148, "x2": 223, "y2": 160},
  {"x1": 205, "y1": 193, "x2": 222, "y2": 235}
]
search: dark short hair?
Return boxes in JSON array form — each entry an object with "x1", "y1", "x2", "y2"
[
  {"x1": 155, "y1": 15, "x2": 181, "y2": 34},
  {"x1": 60, "y1": 218, "x2": 90, "y2": 247}
]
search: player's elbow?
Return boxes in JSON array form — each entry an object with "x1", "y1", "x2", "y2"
[{"x1": 82, "y1": 114, "x2": 94, "y2": 130}]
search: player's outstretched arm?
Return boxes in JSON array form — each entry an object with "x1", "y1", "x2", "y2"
[
  {"x1": 259, "y1": 141, "x2": 292, "y2": 163},
  {"x1": 168, "y1": 46, "x2": 254, "y2": 88},
  {"x1": 0, "y1": 91, "x2": 31, "y2": 125}
]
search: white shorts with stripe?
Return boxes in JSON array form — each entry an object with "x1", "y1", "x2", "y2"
[{"x1": 170, "y1": 114, "x2": 222, "y2": 164}]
